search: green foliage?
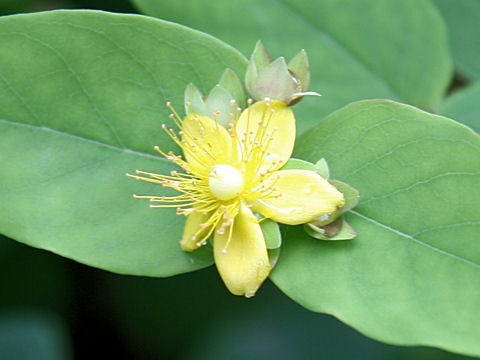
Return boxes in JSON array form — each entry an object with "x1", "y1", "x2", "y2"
[
  {"x1": 440, "y1": 83, "x2": 480, "y2": 133},
  {"x1": 0, "y1": 1, "x2": 479, "y2": 358},
  {"x1": 0, "y1": 10, "x2": 247, "y2": 275},
  {"x1": 272, "y1": 100, "x2": 480, "y2": 356},
  {"x1": 133, "y1": 0, "x2": 452, "y2": 132},
  {"x1": 434, "y1": 0, "x2": 480, "y2": 80}
]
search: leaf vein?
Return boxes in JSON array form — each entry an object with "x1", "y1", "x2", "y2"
[
  {"x1": 0, "y1": 117, "x2": 168, "y2": 162},
  {"x1": 1, "y1": 30, "x2": 125, "y2": 147},
  {"x1": 351, "y1": 210, "x2": 480, "y2": 269},
  {"x1": 361, "y1": 171, "x2": 480, "y2": 205}
]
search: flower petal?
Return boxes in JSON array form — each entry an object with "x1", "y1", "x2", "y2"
[
  {"x1": 182, "y1": 113, "x2": 233, "y2": 173},
  {"x1": 214, "y1": 202, "x2": 271, "y2": 297},
  {"x1": 252, "y1": 169, "x2": 344, "y2": 225},
  {"x1": 235, "y1": 100, "x2": 295, "y2": 175},
  {"x1": 180, "y1": 211, "x2": 213, "y2": 251}
]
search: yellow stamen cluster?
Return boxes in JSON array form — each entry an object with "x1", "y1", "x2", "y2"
[{"x1": 126, "y1": 99, "x2": 283, "y2": 251}]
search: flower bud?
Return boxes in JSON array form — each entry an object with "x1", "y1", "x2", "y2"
[{"x1": 245, "y1": 41, "x2": 320, "y2": 105}]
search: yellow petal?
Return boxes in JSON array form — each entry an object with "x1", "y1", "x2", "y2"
[
  {"x1": 214, "y1": 202, "x2": 271, "y2": 297},
  {"x1": 252, "y1": 169, "x2": 344, "y2": 225},
  {"x1": 182, "y1": 114, "x2": 234, "y2": 173},
  {"x1": 181, "y1": 211, "x2": 213, "y2": 251},
  {"x1": 235, "y1": 100, "x2": 295, "y2": 175}
]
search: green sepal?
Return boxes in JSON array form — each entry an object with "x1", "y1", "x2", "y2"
[
  {"x1": 184, "y1": 68, "x2": 245, "y2": 126},
  {"x1": 329, "y1": 179, "x2": 360, "y2": 214},
  {"x1": 304, "y1": 217, "x2": 356, "y2": 241},
  {"x1": 314, "y1": 158, "x2": 330, "y2": 179},
  {"x1": 248, "y1": 57, "x2": 297, "y2": 104},
  {"x1": 205, "y1": 85, "x2": 236, "y2": 127},
  {"x1": 184, "y1": 83, "x2": 207, "y2": 116},
  {"x1": 288, "y1": 49, "x2": 311, "y2": 92},
  {"x1": 309, "y1": 179, "x2": 359, "y2": 227},
  {"x1": 281, "y1": 158, "x2": 317, "y2": 171},
  {"x1": 219, "y1": 68, "x2": 245, "y2": 108},
  {"x1": 260, "y1": 218, "x2": 282, "y2": 249},
  {"x1": 251, "y1": 40, "x2": 271, "y2": 73},
  {"x1": 289, "y1": 91, "x2": 322, "y2": 106},
  {"x1": 268, "y1": 247, "x2": 281, "y2": 269},
  {"x1": 281, "y1": 157, "x2": 332, "y2": 180}
]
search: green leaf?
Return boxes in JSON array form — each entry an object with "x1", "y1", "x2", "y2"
[
  {"x1": 434, "y1": 0, "x2": 480, "y2": 80},
  {"x1": 271, "y1": 100, "x2": 480, "y2": 356},
  {"x1": 133, "y1": 0, "x2": 452, "y2": 132},
  {"x1": 0, "y1": 10, "x2": 247, "y2": 276},
  {"x1": 439, "y1": 82, "x2": 480, "y2": 134}
]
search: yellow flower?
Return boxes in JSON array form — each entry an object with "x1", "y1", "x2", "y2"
[{"x1": 127, "y1": 100, "x2": 344, "y2": 297}]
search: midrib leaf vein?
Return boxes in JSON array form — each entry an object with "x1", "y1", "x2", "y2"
[
  {"x1": 351, "y1": 209, "x2": 480, "y2": 269},
  {"x1": 0, "y1": 117, "x2": 169, "y2": 162}
]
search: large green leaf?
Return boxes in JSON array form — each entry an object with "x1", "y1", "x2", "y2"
[
  {"x1": 434, "y1": 0, "x2": 480, "y2": 81},
  {"x1": 132, "y1": 0, "x2": 452, "y2": 133},
  {"x1": 271, "y1": 100, "x2": 480, "y2": 356},
  {"x1": 0, "y1": 10, "x2": 247, "y2": 276},
  {"x1": 439, "y1": 82, "x2": 480, "y2": 133}
]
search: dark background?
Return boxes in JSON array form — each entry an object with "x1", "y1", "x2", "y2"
[{"x1": 0, "y1": 1, "x2": 474, "y2": 359}]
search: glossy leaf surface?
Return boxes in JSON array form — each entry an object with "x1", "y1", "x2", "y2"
[
  {"x1": 271, "y1": 100, "x2": 480, "y2": 356},
  {"x1": 0, "y1": 10, "x2": 247, "y2": 275}
]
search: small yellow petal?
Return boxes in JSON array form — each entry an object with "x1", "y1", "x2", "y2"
[
  {"x1": 235, "y1": 100, "x2": 295, "y2": 175},
  {"x1": 181, "y1": 212, "x2": 213, "y2": 251},
  {"x1": 214, "y1": 202, "x2": 271, "y2": 297},
  {"x1": 252, "y1": 169, "x2": 344, "y2": 225},
  {"x1": 182, "y1": 114, "x2": 234, "y2": 172}
]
